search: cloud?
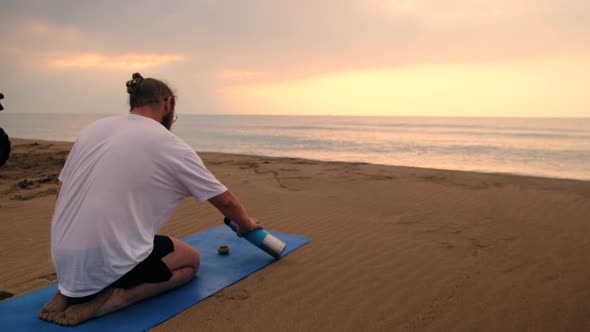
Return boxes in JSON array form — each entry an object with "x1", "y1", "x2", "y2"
[
  {"x1": 20, "y1": 18, "x2": 81, "y2": 39},
  {"x1": 0, "y1": 15, "x2": 187, "y2": 71},
  {"x1": 46, "y1": 53, "x2": 186, "y2": 70},
  {"x1": 0, "y1": 1, "x2": 588, "y2": 115},
  {"x1": 3, "y1": 1, "x2": 589, "y2": 74},
  {"x1": 367, "y1": 0, "x2": 534, "y2": 22},
  {"x1": 216, "y1": 69, "x2": 261, "y2": 84},
  {"x1": 0, "y1": 17, "x2": 83, "y2": 53}
]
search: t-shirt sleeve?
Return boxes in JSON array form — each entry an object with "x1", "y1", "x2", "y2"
[
  {"x1": 58, "y1": 141, "x2": 79, "y2": 183},
  {"x1": 173, "y1": 145, "x2": 228, "y2": 202}
]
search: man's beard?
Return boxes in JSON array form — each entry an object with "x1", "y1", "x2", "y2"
[{"x1": 161, "y1": 111, "x2": 174, "y2": 131}]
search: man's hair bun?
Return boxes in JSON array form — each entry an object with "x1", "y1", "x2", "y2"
[
  {"x1": 125, "y1": 73, "x2": 175, "y2": 109},
  {"x1": 126, "y1": 73, "x2": 144, "y2": 94}
]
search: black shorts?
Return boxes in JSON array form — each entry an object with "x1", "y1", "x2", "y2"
[
  {"x1": 110, "y1": 235, "x2": 175, "y2": 288},
  {"x1": 66, "y1": 235, "x2": 175, "y2": 304}
]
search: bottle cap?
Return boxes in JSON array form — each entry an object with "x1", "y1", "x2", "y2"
[{"x1": 218, "y1": 245, "x2": 230, "y2": 255}]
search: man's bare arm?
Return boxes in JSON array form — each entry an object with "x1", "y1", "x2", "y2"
[{"x1": 208, "y1": 190, "x2": 261, "y2": 235}]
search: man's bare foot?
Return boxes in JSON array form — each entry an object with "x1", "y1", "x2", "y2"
[
  {"x1": 53, "y1": 288, "x2": 123, "y2": 326},
  {"x1": 38, "y1": 291, "x2": 70, "y2": 321}
]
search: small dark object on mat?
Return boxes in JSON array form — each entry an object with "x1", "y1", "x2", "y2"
[{"x1": 218, "y1": 245, "x2": 230, "y2": 255}]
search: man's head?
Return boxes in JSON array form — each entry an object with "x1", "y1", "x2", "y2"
[{"x1": 126, "y1": 73, "x2": 176, "y2": 130}]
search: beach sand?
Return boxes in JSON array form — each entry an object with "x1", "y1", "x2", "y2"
[{"x1": 1, "y1": 138, "x2": 590, "y2": 331}]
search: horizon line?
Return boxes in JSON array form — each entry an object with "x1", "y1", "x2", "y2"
[{"x1": 3, "y1": 112, "x2": 590, "y2": 120}]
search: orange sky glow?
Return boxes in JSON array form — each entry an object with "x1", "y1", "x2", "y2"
[
  {"x1": 1, "y1": 0, "x2": 588, "y2": 116},
  {"x1": 221, "y1": 56, "x2": 589, "y2": 117}
]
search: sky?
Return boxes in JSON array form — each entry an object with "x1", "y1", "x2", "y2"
[{"x1": 0, "y1": 0, "x2": 588, "y2": 117}]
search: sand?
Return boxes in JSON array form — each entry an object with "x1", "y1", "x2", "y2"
[{"x1": 1, "y1": 138, "x2": 590, "y2": 331}]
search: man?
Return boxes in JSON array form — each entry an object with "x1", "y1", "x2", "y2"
[
  {"x1": 39, "y1": 73, "x2": 261, "y2": 326},
  {"x1": 0, "y1": 92, "x2": 12, "y2": 168}
]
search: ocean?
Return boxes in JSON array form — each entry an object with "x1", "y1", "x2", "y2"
[{"x1": 1, "y1": 113, "x2": 589, "y2": 181}]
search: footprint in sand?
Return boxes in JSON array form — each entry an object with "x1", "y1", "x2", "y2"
[{"x1": 215, "y1": 288, "x2": 250, "y2": 301}]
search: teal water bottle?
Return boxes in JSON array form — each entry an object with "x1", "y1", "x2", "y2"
[{"x1": 224, "y1": 217, "x2": 287, "y2": 259}]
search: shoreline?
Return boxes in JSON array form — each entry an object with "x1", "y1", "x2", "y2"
[{"x1": 9, "y1": 137, "x2": 590, "y2": 184}]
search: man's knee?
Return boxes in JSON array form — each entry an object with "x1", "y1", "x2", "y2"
[
  {"x1": 189, "y1": 249, "x2": 200, "y2": 270},
  {"x1": 179, "y1": 266, "x2": 197, "y2": 284},
  {"x1": 166, "y1": 237, "x2": 200, "y2": 270}
]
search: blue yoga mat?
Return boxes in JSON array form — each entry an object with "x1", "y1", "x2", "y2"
[{"x1": 0, "y1": 225, "x2": 311, "y2": 331}]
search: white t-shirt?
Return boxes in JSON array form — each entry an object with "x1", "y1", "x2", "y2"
[{"x1": 51, "y1": 114, "x2": 227, "y2": 297}]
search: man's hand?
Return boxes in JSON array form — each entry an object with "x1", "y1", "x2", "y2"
[
  {"x1": 233, "y1": 217, "x2": 262, "y2": 237},
  {"x1": 209, "y1": 190, "x2": 263, "y2": 236}
]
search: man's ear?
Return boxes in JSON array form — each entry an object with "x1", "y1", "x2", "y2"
[
  {"x1": 163, "y1": 98, "x2": 170, "y2": 113},
  {"x1": 163, "y1": 96, "x2": 172, "y2": 112}
]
